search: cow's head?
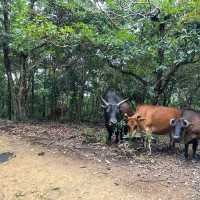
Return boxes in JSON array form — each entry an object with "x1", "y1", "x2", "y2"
[
  {"x1": 101, "y1": 97, "x2": 129, "y2": 126},
  {"x1": 170, "y1": 118, "x2": 192, "y2": 142},
  {"x1": 127, "y1": 114, "x2": 145, "y2": 136}
]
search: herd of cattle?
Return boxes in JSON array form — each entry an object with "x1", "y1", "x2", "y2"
[{"x1": 101, "y1": 89, "x2": 200, "y2": 160}]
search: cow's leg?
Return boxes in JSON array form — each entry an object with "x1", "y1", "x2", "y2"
[
  {"x1": 169, "y1": 133, "x2": 175, "y2": 150},
  {"x1": 115, "y1": 131, "x2": 119, "y2": 143},
  {"x1": 107, "y1": 132, "x2": 112, "y2": 145},
  {"x1": 192, "y1": 139, "x2": 198, "y2": 160},
  {"x1": 184, "y1": 143, "x2": 189, "y2": 159},
  {"x1": 106, "y1": 126, "x2": 113, "y2": 145},
  {"x1": 145, "y1": 127, "x2": 152, "y2": 155},
  {"x1": 124, "y1": 125, "x2": 128, "y2": 136},
  {"x1": 119, "y1": 130, "x2": 123, "y2": 141},
  {"x1": 142, "y1": 136, "x2": 146, "y2": 147}
]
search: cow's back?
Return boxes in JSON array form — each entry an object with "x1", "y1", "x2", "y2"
[
  {"x1": 182, "y1": 110, "x2": 200, "y2": 123},
  {"x1": 136, "y1": 105, "x2": 181, "y2": 134}
]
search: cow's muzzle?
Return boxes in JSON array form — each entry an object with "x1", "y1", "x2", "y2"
[
  {"x1": 173, "y1": 135, "x2": 181, "y2": 142},
  {"x1": 109, "y1": 119, "x2": 117, "y2": 126}
]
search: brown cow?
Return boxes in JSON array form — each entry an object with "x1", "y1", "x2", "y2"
[
  {"x1": 127, "y1": 104, "x2": 181, "y2": 154},
  {"x1": 170, "y1": 109, "x2": 200, "y2": 160}
]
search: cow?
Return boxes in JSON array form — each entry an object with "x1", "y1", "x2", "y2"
[
  {"x1": 127, "y1": 104, "x2": 182, "y2": 154},
  {"x1": 170, "y1": 109, "x2": 200, "y2": 160},
  {"x1": 101, "y1": 89, "x2": 134, "y2": 145}
]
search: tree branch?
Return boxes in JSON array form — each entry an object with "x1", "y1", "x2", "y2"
[
  {"x1": 29, "y1": 40, "x2": 48, "y2": 54},
  {"x1": 106, "y1": 60, "x2": 148, "y2": 86},
  {"x1": 96, "y1": 1, "x2": 119, "y2": 29},
  {"x1": 155, "y1": 57, "x2": 200, "y2": 92}
]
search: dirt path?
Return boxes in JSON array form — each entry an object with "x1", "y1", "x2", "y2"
[{"x1": 0, "y1": 134, "x2": 196, "y2": 200}]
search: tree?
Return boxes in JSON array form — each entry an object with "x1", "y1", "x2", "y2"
[{"x1": 0, "y1": 0, "x2": 199, "y2": 121}]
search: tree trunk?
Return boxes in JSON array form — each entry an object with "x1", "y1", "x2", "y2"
[
  {"x1": 3, "y1": 43, "x2": 12, "y2": 120},
  {"x1": 77, "y1": 63, "x2": 85, "y2": 122},
  {"x1": 153, "y1": 22, "x2": 165, "y2": 104},
  {"x1": 2, "y1": 0, "x2": 12, "y2": 120},
  {"x1": 77, "y1": 86, "x2": 84, "y2": 122},
  {"x1": 30, "y1": 69, "x2": 35, "y2": 117},
  {"x1": 70, "y1": 82, "x2": 78, "y2": 121},
  {"x1": 15, "y1": 54, "x2": 29, "y2": 120},
  {"x1": 52, "y1": 67, "x2": 57, "y2": 120},
  {"x1": 42, "y1": 68, "x2": 47, "y2": 118}
]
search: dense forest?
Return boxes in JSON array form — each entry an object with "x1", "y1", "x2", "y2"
[{"x1": 0, "y1": 0, "x2": 200, "y2": 122}]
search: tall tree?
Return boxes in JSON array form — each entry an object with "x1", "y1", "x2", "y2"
[{"x1": 2, "y1": 0, "x2": 13, "y2": 120}]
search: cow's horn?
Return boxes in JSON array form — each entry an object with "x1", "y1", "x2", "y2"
[
  {"x1": 101, "y1": 96, "x2": 109, "y2": 106},
  {"x1": 117, "y1": 98, "x2": 129, "y2": 106},
  {"x1": 101, "y1": 104, "x2": 106, "y2": 109},
  {"x1": 170, "y1": 118, "x2": 176, "y2": 126}
]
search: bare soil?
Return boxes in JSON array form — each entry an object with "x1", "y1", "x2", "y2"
[{"x1": 0, "y1": 120, "x2": 200, "y2": 200}]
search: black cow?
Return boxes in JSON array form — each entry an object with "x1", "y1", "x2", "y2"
[
  {"x1": 170, "y1": 109, "x2": 200, "y2": 160},
  {"x1": 101, "y1": 90, "x2": 133, "y2": 144}
]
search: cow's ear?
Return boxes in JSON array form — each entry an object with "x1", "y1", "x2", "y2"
[
  {"x1": 137, "y1": 115, "x2": 145, "y2": 121},
  {"x1": 170, "y1": 118, "x2": 176, "y2": 126},
  {"x1": 182, "y1": 119, "x2": 192, "y2": 128}
]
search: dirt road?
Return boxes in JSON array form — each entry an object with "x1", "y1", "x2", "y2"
[{"x1": 0, "y1": 133, "x2": 197, "y2": 200}]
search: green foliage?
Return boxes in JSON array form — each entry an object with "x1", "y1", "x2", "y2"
[{"x1": 0, "y1": 0, "x2": 200, "y2": 121}]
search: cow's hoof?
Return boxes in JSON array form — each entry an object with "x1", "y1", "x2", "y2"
[
  {"x1": 192, "y1": 154, "x2": 200, "y2": 161},
  {"x1": 115, "y1": 140, "x2": 119, "y2": 144},
  {"x1": 147, "y1": 152, "x2": 152, "y2": 156},
  {"x1": 168, "y1": 147, "x2": 176, "y2": 155},
  {"x1": 168, "y1": 145, "x2": 175, "y2": 151},
  {"x1": 180, "y1": 154, "x2": 189, "y2": 161},
  {"x1": 118, "y1": 141, "x2": 123, "y2": 145}
]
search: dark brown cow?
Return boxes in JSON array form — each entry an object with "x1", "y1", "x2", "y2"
[
  {"x1": 170, "y1": 109, "x2": 200, "y2": 160},
  {"x1": 127, "y1": 104, "x2": 181, "y2": 154}
]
